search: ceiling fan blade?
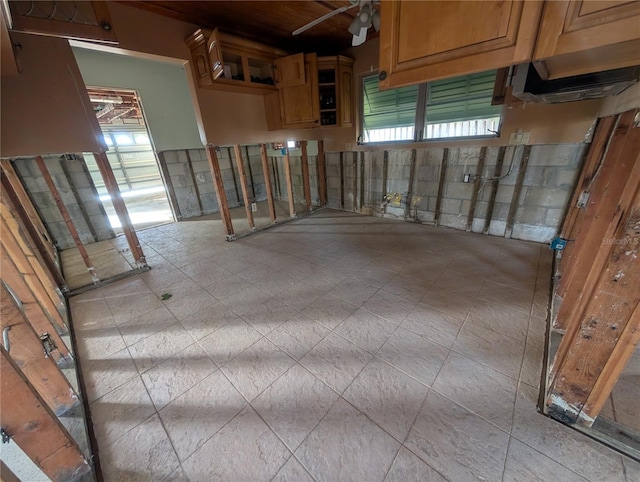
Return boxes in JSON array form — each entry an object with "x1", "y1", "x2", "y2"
[
  {"x1": 352, "y1": 26, "x2": 368, "y2": 46},
  {"x1": 292, "y1": 4, "x2": 358, "y2": 36}
]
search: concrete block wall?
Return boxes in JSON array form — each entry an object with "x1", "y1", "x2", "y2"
[
  {"x1": 12, "y1": 155, "x2": 114, "y2": 250},
  {"x1": 325, "y1": 143, "x2": 585, "y2": 244}
]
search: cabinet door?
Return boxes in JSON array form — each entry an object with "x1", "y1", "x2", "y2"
[
  {"x1": 378, "y1": 0, "x2": 543, "y2": 89},
  {"x1": 278, "y1": 53, "x2": 320, "y2": 128},
  {"x1": 191, "y1": 38, "x2": 213, "y2": 87},
  {"x1": 534, "y1": 1, "x2": 640, "y2": 79},
  {"x1": 338, "y1": 63, "x2": 354, "y2": 128},
  {"x1": 275, "y1": 53, "x2": 306, "y2": 88},
  {"x1": 207, "y1": 28, "x2": 225, "y2": 81}
]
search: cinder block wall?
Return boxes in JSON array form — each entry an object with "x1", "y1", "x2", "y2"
[
  {"x1": 325, "y1": 144, "x2": 584, "y2": 243},
  {"x1": 12, "y1": 155, "x2": 114, "y2": 250}
]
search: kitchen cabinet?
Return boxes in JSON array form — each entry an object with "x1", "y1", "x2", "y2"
[
  {"x1": 274, "y1": 53, "x2": 320, "y2": 128},
  {"x1": 318, "y1": 56, "x2": 355, "y2": 127},
  {"x1": 534, "y1": 1, "x2": 640, "y2": 79},
  {"x1": 378, "y1": 0, "x2": 544, "y2": 90},
  {"x1": 186, "y1": 29, "x2": 288, "y2": 94}
]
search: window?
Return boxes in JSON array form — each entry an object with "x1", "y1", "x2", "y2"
[
  {"x1": 362, "y1": 75, "x2": 418, "y2": 143},
  {"x1": 361, "y1": 70, "x2": 502, "y2": 144}
]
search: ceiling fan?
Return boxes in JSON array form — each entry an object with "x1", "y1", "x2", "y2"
[{"x1": 292, "y1": 0, "x2": 381, "y2": 47}]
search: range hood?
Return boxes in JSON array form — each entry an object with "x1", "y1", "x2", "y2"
[{"x1": 511, "y1": 63, "x2": 640, "y2": 104}]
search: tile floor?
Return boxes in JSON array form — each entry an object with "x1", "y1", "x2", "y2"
[{"x1": 69, "y1": 210, "x2": 640, "y2": 482}]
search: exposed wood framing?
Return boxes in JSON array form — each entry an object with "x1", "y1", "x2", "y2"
[
  {"x1": 434, "y1": 148, "x2": 449, "y2": 226},
  {"x1": 317, "y1": 140, "x2": 327, "y2": 205},
  {"x1": 483, "y1": 146, "x2": 506, "y2": 235},
  {"x1": 260, "y1": 144, "x2": 277, "y2": 222},
  {"x1": 0, "y1": 284, "x2": 78, "y2": 415},
  {"x1": 339, "y1": 152, "x2": 345, "y2": 209},
  {"x1": 0, "y1": 160, "x2": 62, "y2": 287},
  {"x1": 1, "y1": 347, "x2": 90, "y2": 482},
  {"x1": 156, "y1": 152, "x2": 182, "y2": 220},
  {"x1": 352, "y1": 152, "x2": 358, "y2": 212},
  {"x1": 300, "y1": 141, "x2": 312, "y2": 211},
  {"x1": 547, "y1": 187, "x2": 640, "y2": 426},
  {"x1": 227, "y1": 147, "x2": 241, "y2": 203},
  {"x1": 467, "y1": 147, "x2": 487, "y2": 232},
  {"x1": 185, "y1": 150, "x2": 204, "y2": 216},
  {"x1": 245, "y1": 146, "x2": 256, "y2": 199},
  {"x1": 405, "y1": 149, "x2": 417, "y2": 220},
  {"x1": 382, "y1": 150, "x2": 389, "y2": 200},
  {"x1": 35, "y1": 156, "x2": 98, "y2": 282},
  {"x1": 505, "y1": 145, "x2": 531, "y2": 238},
  {"x1": 206, "y1": 145, "x2": 235, "y2": 240},
  {"x1": 93, "y1": 152, "x2": 147, "y2": 265},
  {"x1": 359, "y1": 152, "x2": 365, "y2": 210},
  {"x1": 58, "y1": 158, "x2": 98, "y2": 243},
  {"x1": 284, "y1": 149, "x2": 296, "y2": 217},
  {"x1": 233, "y1": 144, "x2": 255, "y2": 230},
  {"x1": 555, "y1": 112, "x2": 639, "y2": 332}
]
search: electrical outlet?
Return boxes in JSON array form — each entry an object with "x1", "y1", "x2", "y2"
[
  {"x1": 463, "y1": 173, "x2": 472, "y2": 183},
  {"x1": 251, "y1": 203, "x2": 257, "y2": 212}
]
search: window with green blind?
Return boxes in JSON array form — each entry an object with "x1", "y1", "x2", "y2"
[
  {"x1": 362, "y1": 75, "x2": 418, "y2": 143},
  {"x1": 360, "y1": 70, "x2": 502, "y2": 143}
]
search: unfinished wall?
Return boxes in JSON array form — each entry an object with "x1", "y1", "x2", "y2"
[
  {"x1": 11, "y1": 155, "x2": 114, "y2": 250},
  {"x1": 326, "y1": 143, "x2": 585, "y2": 243}
]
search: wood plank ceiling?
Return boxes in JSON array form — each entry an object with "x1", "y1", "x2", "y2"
[{"x1": 123, "y1": 1, "x2": 370, "y2": 54}]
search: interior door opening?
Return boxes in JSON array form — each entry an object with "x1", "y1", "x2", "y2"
[{"x1": 83, "y1": 87, "x2": 175, "y2": 233}]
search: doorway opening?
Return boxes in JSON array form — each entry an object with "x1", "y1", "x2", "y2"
[{"x1": 84, "y1": 87, "x2": 174, "y2": 232}]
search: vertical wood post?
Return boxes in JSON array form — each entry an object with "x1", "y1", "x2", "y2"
[
  {"x1": 382, "y1": 150, "x2": 389, "y2": 201},
  {"x1": 233, "y1": 144, "x2": 255, "y2": 230},
  {"x1": 93, "y1": 152, "x2": 147, "y2": 266},
  {"x1": 35, "y1": 156, "x2": 98, "y2": 283},
  {"x1": 434, "y1": 148, "x2": 449, "y2": 226},
  {"x1": 0, "y1": 247, "x2": 70, "y2": 361},
  {"x1": 352, "y1": 152, "x2": 358, "y2": 212},
  {"x1": 405, "y1": 149, "x2": 417, "y2": 220},
  {"x1": 317, "y1": 140, "x2": 327, "y2": 205},
  {"x1": 185, "y1": 149, "x2": 204, "y2": 216},
  {"x1": 359, "y1": 151, "x2": 365, "y2": 210},
  {"x1": 260, "y1": 144, "x2": 277, "y2": 222},
  {"x1": 505, "y1": 145, "x2": 531, "y2": 238},
  {"x1": 300, "y1": 141, "x2": 312, "y2": 211},
  {"x1": 1, "y1": 347, "x2": 90, "y2": 482},
  {"x1": 284, "y1": 148, "x2": 296, "y2": 217},
  {"x1": 0, "y1": 160, "x2": 63, "y2": 287},
  {"x1": 206, "y1": 145, "x2": 235, "y2": 240},
  {"x1": 466, "y1": 147, "x2": 487, "y2": 232},
  {"x1": 1, "y1": 284, "x2": 78, "y2": 415},
  {"x1": 156, "y1": 151, "x2": 182, "y2": 220},
  {"x1": 483, "y1": 146, "x2": 506, "y2": 235},
  {"x1": 339, "y1": 152, "x2": 345, "y2": 209}
]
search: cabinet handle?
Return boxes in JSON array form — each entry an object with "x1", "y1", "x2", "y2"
[{"x1": 378, "y1": 71, "x2": 387, "y2": 81}]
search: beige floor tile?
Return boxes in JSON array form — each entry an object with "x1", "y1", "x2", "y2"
[
  {"x1": 159, "y1": 370, "x2": 246, "y2": 462},
  {"x1": 301, "y1": 293, "x2": 358, "y2": 329},
  {"x1": 81, "y1": 347, "x2": 138, "y2": 403},
  {"x1": 128, "y1": 322, "x2": 195, "y2": 373},
  {"x1": 242, "y1": 297, "x2": 298, "y2": 335},
  {"x1": 329, "y1": 276, "x2": 379, "y2": 306},
  {"x1": 182, "y1": 406, "x2": 290, "y2": 482},
  {"x1": 106, "y1": 293, "x2": 165, "y2": 325},
  {"x1": 466, "y1": 300, "x2": 530, "y2": 341},
  {"x1": 377, "y1": 326, "x2": 449, "y2": 387},
  {"x1": 99, "y1": 414, "x2": 180, "y2": 482},
  {"x1": 267, "y1": 314, "x2": 331, "y2": 360},
  {"x1": 503, "y1": 438, "x2": 588, "y2": 482},
  {"x1": 401, "y1": 303, "x2": 466, "y2": 349},
  {"x1": 272, "y1": 456, "x2": 314, "y2": 482},
  {"x1": 300, "y1": 333, "x2": 372, "y2": 393},
  {"x1": 419, "y1": 288, "x2": 475, "y2": 320},
  {"x1": 384, "y1": 448, "x2": 447, "y2": 482},
  {"x1": 405, "y1": 391, "x2": 510, "y2": 481},
  {"x1": 381, "y1": 274, "x2": 431, "y2": 303},
  {"x1": 295, "y1": 399, "x2": 400, "y2": 482},
  {"x1": 363, "y1": 289, "x2": 417, "y2": 324},
  {"x1": 276, "y1": 281, "x2": 327, "y2": 311},
  {"x1": 221, "y1": 337, "x2": 295, "y2": 401},
  {"x1": 161, "y1": 278, "x2": 219, "y2": 320},
  {"x1": 76, "y1": 324, "x2": 126, "y2": 361},
  {"x1": 141, "y1": 343, "x2": 217, "y2": 409},
  {"x1": 432, "y1": 351, "x2": 518, "y2": 431},
  {"x1": 178, "y1": 301, "x2": 240, "y2": 340},
  {"x1": 252, "y1": 364, "x2": 339, "y2": 450},
  {"x1": 343, "y1": 358, "x2": 428, "y2": 442},
  {"x1": 452, "y1": 321, "x2": 526, "y2": 379},
  {"x1": 117, "y1": 305, "x2": 177, "y2": 347},
  {"x1": 180, "y1": 261, "x2": 232, "y2": 288},
  {"x1": 90, "y1": 376, "x2": 156, "y2": 448},
  {"x1": 334, "y1": 308, "x2": 396, "y2": 354},
  {"x1": 197, "y1": 319, "x2": 262, "y2": 366}
]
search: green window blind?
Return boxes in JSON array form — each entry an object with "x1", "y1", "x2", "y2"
[
  {"x1": 362, "y1": 75, "x2": 418, "y2": 130},
  {"x1": 426, "y1": 70, "x2": 502, "y2": 124}
]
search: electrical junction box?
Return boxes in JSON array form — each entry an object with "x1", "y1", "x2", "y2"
[{"x1": 551, "y1": 237, "x2": 568, "y2": 251}]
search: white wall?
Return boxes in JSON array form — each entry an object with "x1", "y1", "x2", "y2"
[{"x1": 72, "y1": 47, "x2": 203, "y2": 152}]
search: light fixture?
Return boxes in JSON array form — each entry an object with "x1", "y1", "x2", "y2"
[
  {"x1": 89, "y1": 95, "x2": 123, "y2": 104},
  {"x1": 287, "y1": 140, "x2": 296, "y2": 148}
]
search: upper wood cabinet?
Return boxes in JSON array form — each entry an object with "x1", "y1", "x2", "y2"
[
  {"x1": 318, "y1": 56, "x2": 355, "y2": 127},
  {"x1": 534, "y1": 1, "x2": 640, "y2": 79},
  {"x1": 186, "y1": 29, "x2": 288, "y2": 94},
  {"x1": 378, "y1": 0, "x2": 544, "y2": 89},
  {"x1": 276, "y1": 53, "x2": 320, "y2": 128}
]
